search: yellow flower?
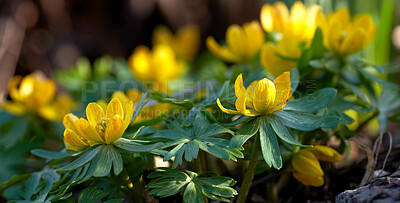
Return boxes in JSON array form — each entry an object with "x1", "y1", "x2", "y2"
[
  {"x1": 128, "y1": 44, "x2": 184, "y2": 82},
  {"x1": 206, "y1": 21, "x2": 264, "y2": 63},
  {"x1": 63, "y1": 98, "x2": 134, "y2": 151},
  {"x1": 320, "y1": 8, "x2": 377, "y2": 57},
  {"x1": 38, "y1": 94, "x2": 75, "y2": 121},
  {"x1": 260, "y1": 1, "x2": 322, "y2": 43},
  {"x1": 291, "y1": 146, "x2": 342, "y2": 187},
  {"x1": 2, "y1": 72, "x2": 74, "y2": 121},
  {"x1": 112, "y1": 89, "x2": 170, "y2": 124},
  {"x1": 260, "y1": 37, "x2": 302, "y2": 76},
  {"x1": 217, "y1": 72, "x2": 292, "y2": 116},
  {"x1": 153, "y1": 24, "x2": 200, "y2": 61}
]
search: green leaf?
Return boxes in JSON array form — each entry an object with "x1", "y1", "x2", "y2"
[
  {"x1": 339, "y1": 80, "x2": 369, "y2": 104},
  {"x1": 229, "y1": 118, "x2": 260, "y2": 148},
  {"x1": 359, "y1": 69, "x2": 399, "y2": 90},
  {"x1": 109, "y1": 146, "x2": 123, "y2": 176},
  {"x1": 78, "y1": 186, "x2": 108, "y2": 203},
  {"x1": 31, "y1": 149, "x2": 69, "y2": 160},
  {"x1": 309, "y1": 27, "x2": 325, "y2": 58},
  {"x1": 132, "y1": 92, "x2": 148, "y2": 122},
  {"x1": 269, "y1": 117, "x2": 309, "y2": 147},
  {"x1": 113, "y1": 138, "x2": 163, "y2": 152},
  {"x1": 284, "y1": 88, "x2": 337, "y2": 112},
  {"x1": 56, "y1": 146, "x2": 101, "y2": 173},
  {"x1": 259, "y1": 118, "x2": 282, "y2": 169},
  {"x1": 275, "y1": 110, "x2": 324, "y2": 131},
  {"x1": 150, "y1": 90, "x2": 194, "y2": 109},
  {"x1": 146, "y1": 168, "x2": 237, "y2": 202},
  {"x1": 290, "y1": 68, "x2": 300, "y2": 93},
  {"x1": 183, "y1": 182, "x2": 203, "y2": 203},
  {"x1": 93, "y1": 146, "x2": 113, "y2": 177},
  {"x1": 377, "y1": 89, "x2": 400, "y2": 132}
]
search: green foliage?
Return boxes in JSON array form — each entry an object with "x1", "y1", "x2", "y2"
[
  {"x1": 146, "y1": 168, "x2": 237, "y2": 203},
  {"x1": 154, "y1": 108, "x2": 242, "y2": 167}
]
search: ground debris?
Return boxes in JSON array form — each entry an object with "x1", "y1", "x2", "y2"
[{"x1": 336, "y1": 166, "x2": 400, "y2": 203}]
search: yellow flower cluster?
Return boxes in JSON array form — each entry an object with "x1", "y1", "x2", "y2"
[
  {"x1": 2, "y1": 72, "x2": 74, "y2": 121},
  {"x1": 320, "y1": 8, "x2": 376, "y2": 57},
  {"x1": 129, "y1": 24, "x2": 200, "y2": 84},
  {"x1": 217, "y1": 72, "x2": 292, "y2": 116},
  {"x1": 207, "y1": 1, "x2": 376, "y2": 76},
  {"x1": 291, "y1": 146, "x2": 342, "y2": 186},
  {"x1": 63, "y1": 98, "x2": 133, "y2": 151},
  {"x1": 206, "y1": 21, "x2": 264, "y2": 63}
]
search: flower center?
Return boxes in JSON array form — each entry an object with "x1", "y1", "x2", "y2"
[{"x1": 96, "y1": 118, "x2": 110, "y2": 136}]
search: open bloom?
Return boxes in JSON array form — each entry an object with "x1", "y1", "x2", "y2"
[
  {"x1": 291, "y1": 146, "x2": 342, "y2": 187},
  {"x1": 153, "y1": 24, "x2": 200, "y2": 61},
  {"x1": 2, "y1": 72, "x2": 74, "y2": 121},
  {"x1": 128, "y1": 44, "x2": 184, "y2": 82},
  {"x1": 63, "y1": 98, "x2": 133, "y2": 151},
  {"x1": 320, "y1": 8, "x2": 376, "y2": 57},
  {"x1": 261, "y1": 37, "x2": 302, "y2": 76},
  {"x1": 206, "y1": 21, "x2": 264, "y2": 63},
  {"x1": 260, "y1": 1, "x2": 322, "y2": 43},
  {"x1": 217, "y1": 72, "x2": 292, "y2": 116}
]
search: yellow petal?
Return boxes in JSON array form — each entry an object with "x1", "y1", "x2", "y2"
[
  {"x1": 152, "y1": 25, "x2": 173, "y2": 45},
  {"x1": 273, "y1": 2, "x2": 290, "y2": 34},
  {"x1": 273, "y1": 72, "x2": 292, "y2": 105},
  {"x1": 260, "y1": 4, "x2": 274, "y2": 32},
  {"x1": 304, "y1": 5, "x2": 322, "y2": 42},
  {"x1": 216, "y1": 98, "x2": 239, "y2": 115},
  {"x1": 243, "y1": 21, "x2": 264, "y2": 58},
  {"x1": 86, "y1": 102, "x2": 105, "y2": 126},
  {"x1": 206, "y1": 36, "x2": 238, "y2": 62},
  {"x1": 106, "y1": 98, "x2": 124, "y2": 119},
  {"x1": 290, "y1": 1, "x2": 306, "y2": 37},
  {"x1": 252, "y1": 79, "x2": 276, "y2": 114},
  {"x1": 234, "y1": 74, "x2": 246, "y2": 97},
  {"x1": 2, "y1": 102, "x2": 26, "y2": 115},
  {"x1": 292, "y1": 150, "x2": 324, "y2": 177},
  {"x1": 64, "y1": 129, "x2": 89, "y2": 151},
  {"x1": 112, "y1": 91, "x2": 131, "y2": 104},
  {"x1": 339, "y1": 28, "x2": 367, "y2": 56},
  {"x1": 18, "y1": 76, "x2": 35, "y2": 101},
  {"x1": 292, "y1": 169, "x2": 324, "y2": 187},
  {"x1": 122, "y1": 100, "x2": 134, "y2": 129},
  {"x1": 173, "y1": 24, "x2": 200, "y2": 60},
  {"x1": 128, "y1": 45, "x2": 153, "y2": 81},
  {"x1": 36, "y1": 80, "x2": 56, "y2": 106},
  {"x1": 8, "y1": 76, "x2": 22, "y2": 101},
  {"x1": 126, "y1": 89, "x2": 142, "y2": 103},
  {"x1": 38, "y1": 105, "x2": 61, "y2": 121},
  {"x1": 304, "y1": 146, "x2": 342, "y2": 162},
  {"x1": 260, "y1": 43, "x2": 298, "y2": 76},
  {"x1": 63, "y1": 113, "x2": 81, "y2": 133},
  {"x1": 105, "y1": 115, "x2": 125, "y2": 144},
  {"x1": 235, "y1": 95, "x2": 260, "y2": 116},
  {"x1": 268, "y1": 87, "x2": 291, "y2": 113},
  {"x1": 96, "y1": 100, "x2": 108, "y2": 112},
  {"x1": 78, "y1": 118, "x2": 105, "y2": 144},
  {"x1": 245, "y1": 81, "x2": 258, "y2": 108},
  {"x1": 353, "y1": 14, "x2": 377, "y2": 44},
  {"x1": 152, "y1": 44, "x2": 182, "y2": 81},
  {"x1": 226, "y1": 24, "x2": 246, "y2": 58}
]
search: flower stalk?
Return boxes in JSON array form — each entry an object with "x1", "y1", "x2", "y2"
[{"x1": 237, "y1": 133, "x2": 260, "y2": 203}]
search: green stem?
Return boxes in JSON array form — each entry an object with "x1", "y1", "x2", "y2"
[
  {"x1": 195, "y1": 156, "x2": 203, "y2": 174},
  {"x1": 119, "y1": 168, "x2": 137, "y2": 203},
  {"x1": 236, "y1": 133, "x2": 260, "y2": 203}
]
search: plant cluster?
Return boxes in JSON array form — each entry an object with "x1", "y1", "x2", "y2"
[{"x1": 1, "y1": 1, "x2": 399, "y2": 203}]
